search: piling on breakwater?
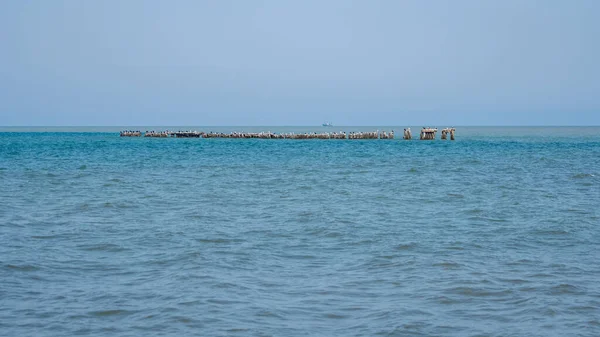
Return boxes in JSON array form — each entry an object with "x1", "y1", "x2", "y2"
[
  {"x1": 171, "y1": 131, "x2": 203, "y2": 138},
  {"x1": 121, "y1": 128, "x2": 455, "y2": 140},
  {"x1": 144, "y1": 130, "x2": 169, "y2": 138},
  {"x1": 380, "y1": 130, "x2": 395, "y2": 139},
  {"x1": 120, "y1": 130, "x2": 141, "y2": 137},
  {"x1": 348, "y1": 131, "x2": 378, "y2": 139},
  {"x1": 419, "y1": 128, "x2": 437, "y2": 140},
  {"x1": 441, "y1": 128, "x2": 456, "y2": 140}
]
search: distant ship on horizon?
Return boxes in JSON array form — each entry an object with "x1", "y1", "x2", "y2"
[{"x1": 322, "y1": 122, "x2": 333, "y2": 127}]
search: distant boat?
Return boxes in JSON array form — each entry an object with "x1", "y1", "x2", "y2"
[{"x1": 322, "y1": 122, "x2": 333, "y2": 127}]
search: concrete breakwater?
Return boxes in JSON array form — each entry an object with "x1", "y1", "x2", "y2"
[
  {"x1": 120, "y1": 130, "x2": 142, "y2": 137},
  {"x1": 202, "y1": 131, "x2": 391, "y2": 139},
  {"x1": 121, "y1": 129, "x2": 456, "y2": 140}
]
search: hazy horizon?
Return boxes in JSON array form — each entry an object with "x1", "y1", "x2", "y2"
[{"x1": 1, "y1": 1, "x2": 599, "y2": 126}]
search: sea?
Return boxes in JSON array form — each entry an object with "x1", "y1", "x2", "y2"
[{"x1": 1, "y1": 126, "x2": 599, "y2": 337}]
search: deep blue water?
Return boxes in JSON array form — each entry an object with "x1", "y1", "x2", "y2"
[{"x1": 1, "y1": 127, "x2": 599, "y2": 336}]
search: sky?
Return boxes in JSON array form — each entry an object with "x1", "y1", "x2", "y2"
[{"x1": 0, "y1": 0, "x2": 599, "y2": 126}]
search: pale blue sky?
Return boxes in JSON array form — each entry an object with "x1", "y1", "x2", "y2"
[{"x1": 1, "y1": 0, "x2": 598, "y2": 126}]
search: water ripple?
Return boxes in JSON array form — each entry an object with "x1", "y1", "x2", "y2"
[{"x1": 1, "y1": 129, "x2": 600, "y2": 336}]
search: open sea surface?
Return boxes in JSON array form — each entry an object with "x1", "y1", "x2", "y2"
[{"x1": 1, "y1": 126, "x2": 599, "y2": 336}]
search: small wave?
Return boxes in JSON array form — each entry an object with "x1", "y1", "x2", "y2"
[
  {"x1": 173, "y1": 316, "x2": 194, "y2": 324},
  {"x1": 524, "y1": 273, "x2": 553, "y2": 280},
  {"x1": 447, "y1": 193, "x2": 464, "y2": 198},
  {"x1": 340, "y1": 306, "x2": 366, "y2": 312},
  {"x1": 256, "y1": 311, "x2": 283, "y2": 318},
  {"x1": 31, "y1": 234, "x2": 62, "y2": 239},
  {"x1": 336, "y1": 170, "x2": 354, "y2": 175},
  {"x1": 196, "y1": 238, "x2": 244, "y2": 244},
  {"x1": 467, "y1": 216, "x2": 508, "y2": 223},
  {"x1": 512, "y1": 259, "x2": 534, "y2": 264},
  {"x1": 347, "y1": 239, "x2": 375, "y2": 246},
  {"x1": 568, "y1": 305, "x2": 598, "y2": 313},
  {"x1": 433, "y1": 261, "x2": 462, "y2": 269},
  {"x1": 116, "y1": 203, "x2": 137, "y2": 209},
  {"x1": 212, "y1": 282, "x2": 245, "y2": 289},
  {"x1": 564, "y1": 208, "x2": 591, "y2": 215},
  {"x1": 206, "y1": 299, "x2": 247, "y2": 305},
  {"x1": 296, "y1": 212, "x2": 315, "y2": 223},
  {"x1": 89, "y1": 309, "x2": 135, "y2": 317},
  {"x1": 324, "y1": 313, "x2": 347, "y2": 319},
  {"x1": 5, "y1": 264, "x2": 40, "y2": 272},
  {"x1": 482, "y1": 217, "x2": 508, "y2": 223},
  {"x1": 277, "y1": 253, "x2": 316, "y2": 260},
  {"x1": 445, "y1": 242, "x2": 465, "y2": 250},
  {"x1": 498, "y1": 278, "x2": 530, "y2": 285},
  {"x1": 572, "y1": 173, "x2": 595, "y2": 179},
  {"x1": 549, "y1": 284, "x2": 584, "y2": 295},
  {"x1": 395, "y1": 242, "x2": 417, "y2": 251},
  {"x1": 324, "y1": 231, "x2": 342, "y2": 238},
  {"x1": 225, "y1": 328, "x2": 250, "y2": 333},
  {"x1": 433, "y1": 296, "x2": 460, "y2": 305},
  {"x1": 178, "y1": 300, "x2": 202, "y2": 306},
  {"x1": 448, "y1": 286, "x2": 513, "y2": 298},
  {"x1": 78, "y1": 243, "x2": 127, "y2": 252},
  {"x1": 531, "y1": 228, "x2": 570, "y2": 236}
]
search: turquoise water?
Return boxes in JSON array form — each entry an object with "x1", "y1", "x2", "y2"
[{"x1": 1, "y1": 127, "x2": 599, "y2": 336}]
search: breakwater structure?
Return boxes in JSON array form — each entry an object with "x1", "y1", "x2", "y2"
[
  {"x1": 120, "y1": 130, "x2": 142, "y2": 137},
  {"x1": 120, "y1": 128, "x2": 455, "y2": 140}
]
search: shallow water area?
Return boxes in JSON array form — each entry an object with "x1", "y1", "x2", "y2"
[{"x1": 1, "y1": 126, "x2": 599, "y2": 336}]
